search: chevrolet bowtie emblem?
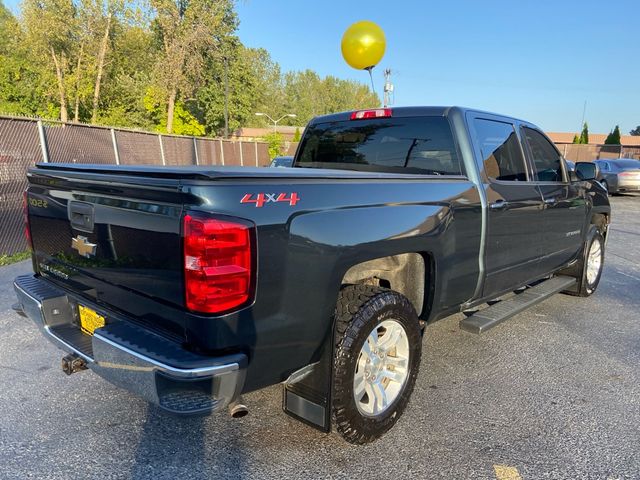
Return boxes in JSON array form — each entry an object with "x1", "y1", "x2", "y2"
[{"x1": 71, "y1": 235, "x2": 97, "y2": 258}]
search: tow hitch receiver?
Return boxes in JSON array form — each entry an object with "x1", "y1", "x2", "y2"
[{"x1": 62, "y1": 353, "x2": 88, "y2": 375}]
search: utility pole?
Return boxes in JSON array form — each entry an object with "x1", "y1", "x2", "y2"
[
  {"x1": 383, "y1": 69, "x2": 394, "y2": 108},
  {"x1": 224, "y1": 56, "x2": 229, "y2": 138}
]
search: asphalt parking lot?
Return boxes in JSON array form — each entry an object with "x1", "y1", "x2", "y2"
[{"x1": 1, "y1": 195, "x2": 639, "y2": 480}]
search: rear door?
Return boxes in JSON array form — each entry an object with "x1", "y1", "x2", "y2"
[
  {"x1": 521, "y1": 126, "x2": 586, "y2": 272},
  {"x1": 468, "y1": 115, "x2": 545, "y2": 297}
]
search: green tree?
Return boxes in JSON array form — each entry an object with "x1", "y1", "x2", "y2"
[
  {"x1": 630, "y1": 126, "x2": 640, "y2": 136},
  {"x1": 0, "y1": 3, "x2": 51, "y2": 116},
  {"x1": 149, "y1": 0, "x2": 236, "y2": 133},
  {"x1": 280, "y1": 70, "x2": 379, "y2": 125},
  {"x1": 262, "y1": 131, "x2": 284, "y2": 159},
  {"x1": 572, "y1": 134, "x2": 580, "y2": 144},
  {"x1": 604, "y1": 125, "x2": 621, "y2": 145},
  {"x1": 22, "y1": 0, "x2": 79, "y2": 122},
  {"x1": 143, "y1": 85, "x2": 204, "y2": 135},
  {"x1": 293, "y1": 127, "x2": 301, "y2": 142},
  {"x1": 196, "y1": 39, "x2": 263, "y2": 136},
  {"x1": 97, "y1": 22, "x2": 157, "y2": 128},
  {"x1": 579, "y1": 122, "x2": 589, "y2": 144},
  {"x1": 248, "y1": 47, "x2": 284, "y2": 127},
  {"x1": 86, "y1": 0, "x2": 126, "y2": 123}
]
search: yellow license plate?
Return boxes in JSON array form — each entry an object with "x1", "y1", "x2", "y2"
[{"x1": 78, "y1": 305, "x2": 105, "y2": 335}]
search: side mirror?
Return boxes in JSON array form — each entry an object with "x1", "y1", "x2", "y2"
[{"x1": 575, "y1": 162, "x2": 598, "y2": 181}]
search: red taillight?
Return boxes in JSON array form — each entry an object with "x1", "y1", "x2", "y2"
[
  {"x1": 23, "y1": 190, "x2": 33, "y2": 250},
  {"x1": 183, "y1": 212, "x2": 254, "y2": 314},
  {"x1": 350, "y1": 108, "x2": 392, "y2": 120}
]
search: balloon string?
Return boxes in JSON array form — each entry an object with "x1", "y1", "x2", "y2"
[{"x1": 366, "y1": 67, "x2": 375, "y2": 94}]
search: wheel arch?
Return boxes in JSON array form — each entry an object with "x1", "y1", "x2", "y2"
[{"x1": 340, "y1": 252, "x2": 434, "y2": 318}]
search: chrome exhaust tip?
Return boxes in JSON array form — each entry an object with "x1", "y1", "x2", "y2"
[{"x1": 228, "y1": 397, "x2": 249, "y2": 418}]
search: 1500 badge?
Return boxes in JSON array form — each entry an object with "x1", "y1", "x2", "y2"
[{"x1": 241, "y1": 193, "x2": 300, "y2": 207}]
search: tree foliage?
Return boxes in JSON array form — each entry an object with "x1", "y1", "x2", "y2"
[
  {"x1": 0, "y1": 0, "x2": 381, "y2": 136},
  {"x1": 630, "y1": 126, "x2": 640, "y2": 136},
  {"x1": 262, "y1": 131, "x2": 284, "y2": 159},
  {"x1": 580, "y1": 122, "x2": 589, "y2": 144},
  {"x1": 604, "y1": 125, "x2": 621, "y2": 145}
]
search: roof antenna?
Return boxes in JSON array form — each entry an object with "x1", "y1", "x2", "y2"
[{"x1": 383, "y1": 69, "x2": 394, "y2": 108}]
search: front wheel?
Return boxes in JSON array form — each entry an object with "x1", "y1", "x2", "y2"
[
  {"x1": 332, "y1": 285, "x2": 422, "y2": 444},
  {"x1": 565, "y1": 227, "x2": 605, "y2": 297}
]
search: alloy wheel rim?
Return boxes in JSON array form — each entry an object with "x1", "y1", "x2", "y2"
[
  {"x1": 353, "y1": 319, "x2": 410, "y2": 417},
  {"x1": 586, "y1": 237, "x2": 602, "y2": 285}
]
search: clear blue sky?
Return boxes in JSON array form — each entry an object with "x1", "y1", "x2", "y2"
[
  {"x1": 4, "y1": 0, "x2": 638, "y2": 134},
  {"x1": 236, "y1": 0, "x2": 639, "y2": 135}
]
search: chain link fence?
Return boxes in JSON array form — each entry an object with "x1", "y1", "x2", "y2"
[{"x1": 0, "y1": 115, "x2": 271, "y2": 255}]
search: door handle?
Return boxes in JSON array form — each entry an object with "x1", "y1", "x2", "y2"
[{"x1": 489, "y1": 199, "x2": 509, "y2": 211}]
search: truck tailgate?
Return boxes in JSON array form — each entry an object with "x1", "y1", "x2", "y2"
[{"x1": 26, "y1": 167, "x2": 188, "y2": 331}]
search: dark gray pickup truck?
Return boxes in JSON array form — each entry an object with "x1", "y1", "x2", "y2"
[{"x1": 14, "y1": 106, "x2": 610, "y2": 444}]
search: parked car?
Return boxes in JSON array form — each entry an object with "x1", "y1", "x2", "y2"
[
  {"x1": 594, "y1": 158, "x2": 640, "y2": 194},
  {"x1": 565, "y1": 159, "x2": 575, "y2": 171},
  {"x1": 269, "y1": 155, "x2": 294, "y2": 168},
  {"x1": 14, "y1": 106, "x2": 609, "y2": 444}
]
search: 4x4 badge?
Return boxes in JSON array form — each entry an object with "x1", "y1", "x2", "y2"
[{"x1": 71, "y1": 235, "x2": 97, "y2": 258}]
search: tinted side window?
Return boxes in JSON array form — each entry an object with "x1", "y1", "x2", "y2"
[
  {"x1": 523, "y1": 127, "x2": 563, "y2": 182},
  {"x1": 473, "y1": 119, "x2": 527, "y2": 181},
  {"x1": 296, "y1": 116, "x2": 463, "y2": 175}
]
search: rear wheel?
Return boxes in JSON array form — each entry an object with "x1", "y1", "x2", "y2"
[{"x1": 332, "y1": 285, "x2": 421, "y2": 444}]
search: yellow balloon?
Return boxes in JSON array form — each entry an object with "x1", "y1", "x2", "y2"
[{"x1": 341, "y1": 21, "x2": 386, "y2": 70}]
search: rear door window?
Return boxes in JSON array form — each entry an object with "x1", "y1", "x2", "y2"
[
  {"x1": 472, "y1": 118, "x2": 528, "y2": 181},
  {"x1": 522, "y1": 127, "x2": 565, "y2": 182},
  {"x1": 296, "y1": 116, "x2": 463, "y2": 175}
]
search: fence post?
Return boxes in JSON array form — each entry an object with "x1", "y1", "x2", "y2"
[
  {"x1": 36, "y1": 120, "x2": 49, "y2": 163},
  {"x1": 158, "y1": 135, "x2": 166, "y2": 165},
  {"x1": 193, "y1": 137, "x2": 199, "y2": 165},
  {"x1": 239, "y1": 140, "x2": 243, "y2": 166},
  {"x1": 219, "y1": 139, "x2": 225, "y2": 165},
  {"x1": 254, "y1": 141, "x2": 258, "y2": 166},
  {"x1": 111, "y1": 129, "x2": 120, "y2": 165}
]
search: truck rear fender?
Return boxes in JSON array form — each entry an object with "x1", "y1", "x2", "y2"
[{"x1": 287, "y1": 203, "x2": 451, "y2": 348}]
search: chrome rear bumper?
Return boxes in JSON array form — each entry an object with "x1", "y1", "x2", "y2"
[{"x1": 13, "y1": 274, "x2": 246, "y2": 415}]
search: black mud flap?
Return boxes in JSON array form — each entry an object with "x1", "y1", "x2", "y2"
[{"x1": 282, "y1": 329, "x2": 333, "y2": 433}]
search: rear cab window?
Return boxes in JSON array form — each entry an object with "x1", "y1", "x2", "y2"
[
  {"x1": 295, "y1": 116, "x2": 464, "y2": 176},
  {"x1": 471, "y1": 118, "x2": 528, "y2": 182}
]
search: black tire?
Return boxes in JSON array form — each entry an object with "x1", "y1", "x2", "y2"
[
  {"x1": 563, "y1": 226, "x2": 605, "y2": 297},
  {"x1": 332, "y1": 284, "x2": 421, "y2": 444}
]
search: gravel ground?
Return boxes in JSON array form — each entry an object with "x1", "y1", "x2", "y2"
[{"x1": 1, "y1": 195, "x2": 639, "y2": 480}]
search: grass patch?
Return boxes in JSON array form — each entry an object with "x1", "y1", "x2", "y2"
[{"x1": 0, "y1": 251, "x2": 31, "y2": 266}]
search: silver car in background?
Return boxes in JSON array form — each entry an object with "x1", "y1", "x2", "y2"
[{"x1": 594, "y1": 158, "x2": 640, "y2": 194}]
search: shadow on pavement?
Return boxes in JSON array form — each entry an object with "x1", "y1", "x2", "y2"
[{"x1": 131, "y1": 406, "x2": 248, "y2": 479}]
